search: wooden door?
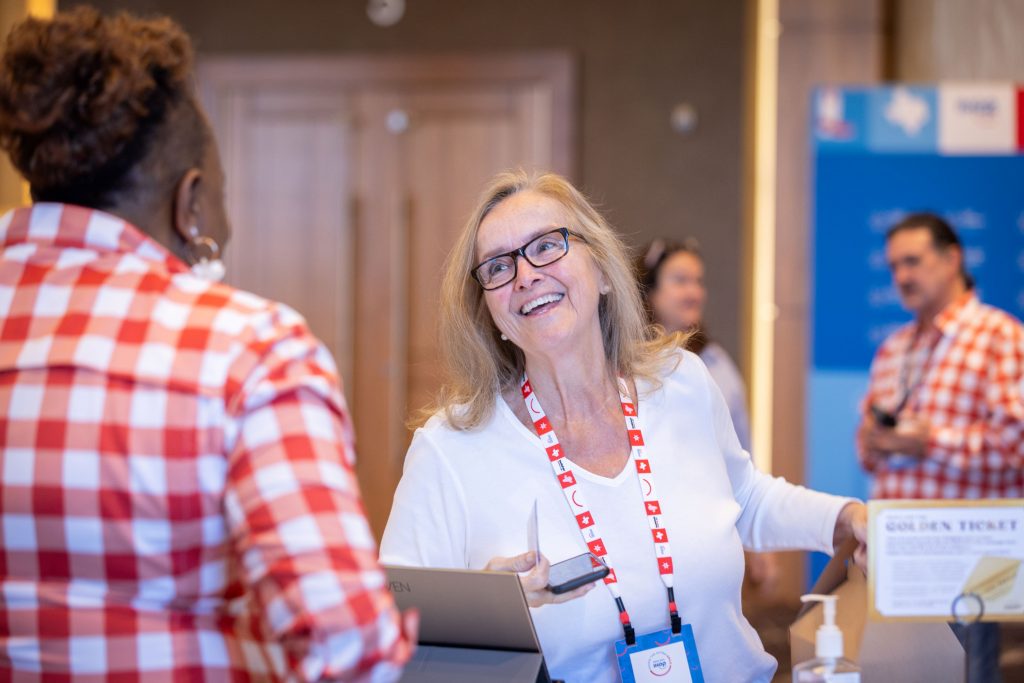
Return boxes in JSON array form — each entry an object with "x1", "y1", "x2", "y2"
[
  {"x1": 199, "y1": 54, "x2": 575, "y2": 536},
  {"x1": 211, "y1": 88, "x2": 357, "y2": 389},
  {"x1": 396, "y1": 85, "x2": 558, "y2": 444}
]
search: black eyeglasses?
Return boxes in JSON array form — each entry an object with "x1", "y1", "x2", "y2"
[{"x1": 471, "y1": 227, "x2": 586, "y2": 290}]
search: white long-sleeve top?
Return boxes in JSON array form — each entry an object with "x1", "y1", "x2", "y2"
[{"x1": 381, "y1": 350, "x2": 850, "y2": 683}]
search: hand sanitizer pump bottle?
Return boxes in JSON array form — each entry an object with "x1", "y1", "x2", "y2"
[{"x1": 792, "y1": 594, "x2": 861, "y2": 682}]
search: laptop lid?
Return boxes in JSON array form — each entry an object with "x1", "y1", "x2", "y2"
[{"x1": 384, "y1": 565, "x2": 543, "y2": 653}]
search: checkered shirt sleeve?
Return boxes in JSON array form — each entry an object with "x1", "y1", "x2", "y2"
[
  {"x1": 858, "y1": 331, "x2": 906, "y2": 474},
  {"x1": 924, "y1": 314, "x2": 1024, "y2": 470},
  {"x1": 223, "y1": 303, "x2": 411, "y2": 681}
]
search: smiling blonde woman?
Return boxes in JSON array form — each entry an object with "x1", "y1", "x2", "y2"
[{"x1": 381, "y1": 169, "x2": 867, "y2": 683}]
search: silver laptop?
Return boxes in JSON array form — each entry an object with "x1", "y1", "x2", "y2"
[{"x1": 384, "y1": 565, "x2": 553, "y2": 683}]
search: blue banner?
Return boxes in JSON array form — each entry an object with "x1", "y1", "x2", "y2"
[{"x1": 807, "y1": 85, "x2": 1024, "y2": 583}]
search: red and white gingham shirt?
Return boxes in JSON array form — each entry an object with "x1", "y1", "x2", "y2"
[
  {"x1": 859, "y1": 291, "x2": 1024, "y2": 499},
  {"x1": 0, "y1": 204, "x2": 411, "y2": 681}
]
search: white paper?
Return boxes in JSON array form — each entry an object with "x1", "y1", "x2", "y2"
[
  {"x1": 873, "y1": 504, "x2": 1024, "y2": 619},
  {"x1": 627, "y1": 640, "x2": 694, "y2": 683}
]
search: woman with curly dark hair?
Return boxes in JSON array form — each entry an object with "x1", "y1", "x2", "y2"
[{"x1": 0, "y1": 8, "x2": 412, "y2": 680}]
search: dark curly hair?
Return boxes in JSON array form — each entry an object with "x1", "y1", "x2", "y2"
[{"x1": 0, "y1": 6, "x2": 206, "y2": 208}]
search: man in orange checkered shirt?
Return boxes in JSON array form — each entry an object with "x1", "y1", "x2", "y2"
[{"x1": 857, "y1": 211, "x2": 1024, "y2": 682}]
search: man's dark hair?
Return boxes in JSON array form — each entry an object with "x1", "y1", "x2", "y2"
[{"x1": 886, "y1": 212, "x2": 974, "y2": 290}]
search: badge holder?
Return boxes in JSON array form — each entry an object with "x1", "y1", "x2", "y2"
[{"x1": 615, "y1": 624, "x2": 704, "y2": 683}]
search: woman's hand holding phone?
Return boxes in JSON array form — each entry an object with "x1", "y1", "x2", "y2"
[{"x1": 485, "y1": 551, "x2": 597, "y2": 608}]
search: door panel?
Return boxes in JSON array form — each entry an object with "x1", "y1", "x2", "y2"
[
  {"x1": 218, "y1": 89, "x2": 356, "y2": 390},
  {"x1": 402, "y1": 88, "x2": 550, "y2": 439}
]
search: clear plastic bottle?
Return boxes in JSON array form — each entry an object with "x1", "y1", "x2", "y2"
[{"x1": 792, "y1": 594, "x2": 862, "y2": 682}]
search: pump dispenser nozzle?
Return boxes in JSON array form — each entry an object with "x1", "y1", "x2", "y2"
[{"x1": 800, "y1": 593, "x2": 843, "y2": 659}]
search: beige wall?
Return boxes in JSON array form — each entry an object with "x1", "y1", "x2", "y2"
[
  {"x1": 894, "y1": 0, "x2": 1024, "y2": 80},
  {"x1": 61, "y1": 0, "x2": 749, "y2": 362},
  {"x1": 763, "y1": 0, "x2": 886, "y2": 600},
  {"x1": 772, "y1": 0, "x2": 885, "y2": 486}
]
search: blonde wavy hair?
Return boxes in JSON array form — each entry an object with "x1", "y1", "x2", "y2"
[{"x1": 427, "y1": 169, "x2": 685, "y2": 430}]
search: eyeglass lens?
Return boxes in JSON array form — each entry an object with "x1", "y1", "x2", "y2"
[{"x1": 475, "y1": 229, "x2": 569, "y2": 289}]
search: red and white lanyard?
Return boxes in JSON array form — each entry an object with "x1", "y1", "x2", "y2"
[{"x1": 520, "y1": 374, "x2": 681, "y2": 645}]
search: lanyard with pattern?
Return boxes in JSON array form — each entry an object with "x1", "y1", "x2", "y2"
[{"x1": 520, "y1": 374, "x2": 680, "y2": 646}]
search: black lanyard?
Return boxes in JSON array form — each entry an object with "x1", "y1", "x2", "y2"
[{"x1": 892, "y1": 328, "x2": 940, "y2": 415}]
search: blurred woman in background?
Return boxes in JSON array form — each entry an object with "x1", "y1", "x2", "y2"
[
  {"x1": 638, "y1": 239, "x2": 751, "y2": 451},
  {"x1": 638, "y1": 238, "x2": 780, "y2": 593}
]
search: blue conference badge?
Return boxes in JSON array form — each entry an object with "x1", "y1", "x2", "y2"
[{"x1": 615, "y1": 625, "x2": 703, "y2": 683}]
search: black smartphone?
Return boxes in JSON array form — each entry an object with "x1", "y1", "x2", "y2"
[
  {"x1": 869, "y1": 404, "x2": 898, "y2": 428},
  {"x1": 546, "y1": 552, "x2": 609, "y2": 594}
]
